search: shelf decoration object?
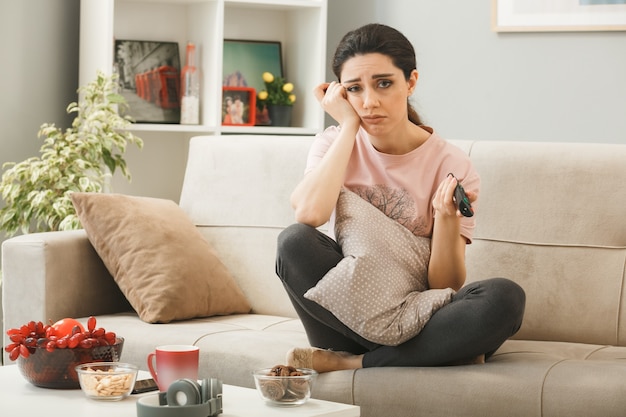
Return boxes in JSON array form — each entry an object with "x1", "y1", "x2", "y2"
[
  {"x1": 257, "y1": 72, "x2": 295, "y2": 127},
  {"x1": 223, "y1": 40, "x2": 285, "y2": 125},
  {"x1": 492, "y1": 0, "x2": 626, "y2": 32},
  {"x1": 114, "y1": 39, "x2": 181, "y2": 123},
  {"x1": 180, "y1": 42, "x2": 200, "y2": 125},
  {"x1": 221, "y1": 86, "x2": 256, "y2": 127},
  {"x1": 266, "y1": 105, "x2": 292, "y2": 127}
]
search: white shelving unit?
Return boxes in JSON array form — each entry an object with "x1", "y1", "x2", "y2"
[{"x1": 79, "y1": 0, "x2": 328, "y2": 135}]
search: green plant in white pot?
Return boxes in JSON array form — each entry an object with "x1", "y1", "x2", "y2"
[{"x1": 0, "y1": 71, "x2": 143, "y2": 237}]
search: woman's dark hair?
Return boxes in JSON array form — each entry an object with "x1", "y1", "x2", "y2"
[{"x1": 332, "y1": 23, "x2": 423, "y2": 126}]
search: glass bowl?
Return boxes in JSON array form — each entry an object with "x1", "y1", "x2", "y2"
[
  {"x1": 253, "y1": 367, "x2": 317, "y2": 406},
  {"x1": 76, "y1": 362, "x2": 138, "y2": 401},
  {"x1": 16, "y1": 337, "x2": 124, "y2": 389}
]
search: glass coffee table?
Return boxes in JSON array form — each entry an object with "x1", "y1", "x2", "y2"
[{"x1": 0, "y1": 365, "x2": 360, "y2": 416}]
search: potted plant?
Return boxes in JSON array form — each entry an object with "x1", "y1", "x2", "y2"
[
  {"x1": 257, "y1": 72, "x2": 296, "y2": 127},
  {"x1": 0, "y1": 71, "x2": 143, "y2": 237}
]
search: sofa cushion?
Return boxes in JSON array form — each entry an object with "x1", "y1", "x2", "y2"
[
  {"x1": 304, "y1": 189, "x2": 454, "y2": 346},
  {"x1": 71, "y1": 193, "x2": 251, "y2": 323}
]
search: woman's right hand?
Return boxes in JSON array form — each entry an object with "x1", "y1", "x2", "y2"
[{"x1": 313, "y1": 81, "x2": 360, "y2": 127}]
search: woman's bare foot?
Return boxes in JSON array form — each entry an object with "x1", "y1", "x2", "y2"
[
  {"x1": 312, "y1": 349, "x2": 363, "y2": 373},
  {"x1": 287, "y1": 347, "x2": 363, "y2": 373}
]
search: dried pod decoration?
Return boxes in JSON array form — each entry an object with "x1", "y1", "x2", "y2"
[
  {"x1": 287, "y1": 370, "x2": 309, "y2": 397},
  {"x1": 259, "y1": 364, "x2": 311, "y2": 402}
]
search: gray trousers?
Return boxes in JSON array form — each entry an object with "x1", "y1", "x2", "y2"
[{"x1": 275, "y1": 223, "x2": 526, "y2": 367}]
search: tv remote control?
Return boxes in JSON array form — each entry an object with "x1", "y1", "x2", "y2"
[{"x1": 450, "y1": 174, "x2": 474, "y2": 217}]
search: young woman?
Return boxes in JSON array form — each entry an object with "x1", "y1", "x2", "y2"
[{"x1": 275, "y1": 23, "x2": 525, "y2": 372}]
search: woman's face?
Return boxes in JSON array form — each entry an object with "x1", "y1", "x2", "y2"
[{"x1": 340, "y1": 53, "x2": 416, "y2": 137}]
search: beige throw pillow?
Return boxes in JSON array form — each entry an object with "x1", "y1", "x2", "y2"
[
  {"x1": 304, "y1": 189, "x2": 455, "y2": 346},
  {"x1": 71, "y1": 193, "x2": 251, "y2": 323}
]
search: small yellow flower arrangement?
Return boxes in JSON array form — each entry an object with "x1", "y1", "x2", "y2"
[{"x1": 257, "y1": 72, "x2": 296, "y2": 106}]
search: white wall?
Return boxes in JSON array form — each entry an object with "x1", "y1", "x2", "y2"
[{"x1": 327, "y1": 0, "x2": 626, "y2": 143}]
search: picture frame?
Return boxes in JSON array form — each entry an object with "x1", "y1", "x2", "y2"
[
  {"x1": 222, "y1": 39, "x2": 283, "y2": 91},
  {"x1": 492, "y1": 0, "x2": 626, "y2": 32},
  {"x1": 222, "y1": 87, "x2": 256, "y2": 127},
  {"x1": 114, "y1": 39, "x2": 181, "y2": 123},
  {"x1": 222, "y1": 39, "x2": 282, "y2": 125}
]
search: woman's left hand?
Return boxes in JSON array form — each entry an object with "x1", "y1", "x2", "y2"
[
  {"x1": 429, "y1": 174, "x2": 476, "y2": 290},
  {"x1": 432, "y1": 174, "x2": 477, "y2": 218}
]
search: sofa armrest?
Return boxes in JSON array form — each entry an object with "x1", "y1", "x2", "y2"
[{"x1": 2, "y1": 230, "x2": 131, "y2": 354}]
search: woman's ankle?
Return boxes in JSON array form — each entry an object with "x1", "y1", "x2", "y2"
[{"x1": 313, "y1": 350, "x2": 363, "y2": 372}]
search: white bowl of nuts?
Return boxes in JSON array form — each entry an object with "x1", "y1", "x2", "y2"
[
  {"x1": 253, "y1": 365, "x2": 317, "y2": 406},
  {"x1": 75, "y1": 362, "x2": 138, "y2": 401}
]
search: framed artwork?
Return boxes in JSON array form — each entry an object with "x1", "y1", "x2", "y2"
[
  {"x1": 222, "y1": 39, "x2": 283, "y2": 94},
  {"x1": 222, "y1": 87, "x2": 256, "y2": 126},
  {"x1": 222, "y1": 40, "x2": 283, "y2": 126},
  {"x1": 492, "y1": 0, "x2": 626, "y2": 32},
  {"x1": 114, "y1": 39, "x2": 181, "y2": 123}
]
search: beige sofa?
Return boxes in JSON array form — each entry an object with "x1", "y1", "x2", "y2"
[{"x1": 3, "y1": 135, "x2": 626, "y2": 417}]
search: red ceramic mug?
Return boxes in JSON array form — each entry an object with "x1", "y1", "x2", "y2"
[{"x1": 147, "y1": 345, "x2": 199, "y2": 391}]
